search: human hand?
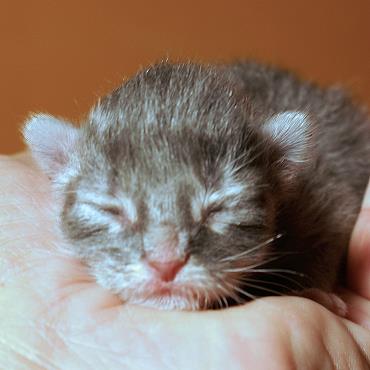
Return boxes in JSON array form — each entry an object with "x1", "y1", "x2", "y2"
[{"x1": 0, "y1": 152, "x2": 369, "y2": 370}]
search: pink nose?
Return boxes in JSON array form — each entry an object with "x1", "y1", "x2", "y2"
[{"x1": 147, "y1": 257, "x2": 188, "y2": 282}]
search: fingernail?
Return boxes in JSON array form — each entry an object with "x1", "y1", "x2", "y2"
[{"x1": 362, "y1": 179, "x2": 370, "y2": 208}]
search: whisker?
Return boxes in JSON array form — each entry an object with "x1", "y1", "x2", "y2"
[
  {"x1": 241, "y1": 282, "x2": 285, "y2": 296},
  {"x1": 220, "y1": 251, "x2": 295, "y2": 269},
  {"x1": 219, "y1": 234, "x2": 283, "y2": 263},
  {"x1": 248, "y1": 268, "x2": 307, "y2": 278},
  {"x1": 220, "y1": 279, "x2": 248, "y2": 305},
  {"x1": 194, "y1": 287, "x2": 200, "y2": 308},
  {"x1": 224, "y1": 249, "x2": 299, "y2": 259},
  {"x1": 224, "y1": 281, "x2": 256, "y2": 300},
  {"x1": 236, "y1": 276, "x2": 301, "y2": 292},
  {"x1": 201, "y1": 286, "x2": 209, "y2": 309},
  {"x1": 222, "y1": 254, "x2": 284, "y2": 272},
  {"x1": 246, "y1": 269, "x2": 310, "y2": 288},
  {"x1": 232, "y1": 250, "x2": 302, "y2": 263},
  {"x1": 221, "y1": 294, "x2": 229, "y2": 308},
  {"x1": 215, "y1": 292, "x2": 224, "y2": 309},
  {"x1": 188, "y1": 289, "x2": 196, "y2": 311},
  {"x1": 215, "y1": 279, "x2": 238, "y2": 306}
]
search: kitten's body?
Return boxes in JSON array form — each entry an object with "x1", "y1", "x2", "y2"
[{"x1": 24, "y1": 62, "x2": 370, "y2": 310}]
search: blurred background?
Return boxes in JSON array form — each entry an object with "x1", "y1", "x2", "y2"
[{"x1": 1, "y1": 0, "x2": 369, "y2": 154}]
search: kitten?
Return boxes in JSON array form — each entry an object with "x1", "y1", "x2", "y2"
[{"x1": 23, "y1": 61, "x2": 370, "y2": 310}]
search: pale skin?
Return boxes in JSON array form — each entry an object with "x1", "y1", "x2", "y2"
[{"x1": 0, "y1": 152, "x2": 369, "y2": 370}]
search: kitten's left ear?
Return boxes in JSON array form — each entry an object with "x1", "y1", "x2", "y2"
[
  {"x1": 22, "y1": 113, "x2": 80, "y2": 178},
  {"x1": 262, "y1": 111, "x2": 315, "y2": 168}
]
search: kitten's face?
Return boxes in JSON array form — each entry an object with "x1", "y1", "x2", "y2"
[
  {"x1": 23, "y1": 63, "x2": 311, "y2": 310},
  {"x1": 61, "y1": 135, "x2": 276, "y2": 310}
]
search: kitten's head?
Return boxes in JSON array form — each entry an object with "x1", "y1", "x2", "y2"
[{"x1": 23, "y1": 62, "x2": 313, "y2": 310}]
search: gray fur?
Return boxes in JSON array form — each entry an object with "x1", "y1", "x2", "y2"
[{"x1": 23, "y1": 61, "x2": 370, "y2": 309}]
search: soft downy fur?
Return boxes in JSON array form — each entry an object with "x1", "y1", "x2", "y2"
[{"x1": 23, "y1": 61, "x2": 370, "y2": 310}]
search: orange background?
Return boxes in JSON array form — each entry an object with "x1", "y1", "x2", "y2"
[{"x1": 1, "y1": 0, "x2": 369, "y2": 154}]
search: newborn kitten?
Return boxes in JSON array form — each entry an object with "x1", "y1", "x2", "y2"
[{"x1": 23, "y1": 61, "x2": 370, "y2": 311}]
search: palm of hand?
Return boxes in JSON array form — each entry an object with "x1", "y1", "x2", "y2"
[{"x1": 0, "y1": 153, "x2": 369, "y2": 370}]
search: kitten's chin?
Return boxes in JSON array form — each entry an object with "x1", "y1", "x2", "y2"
[{"x1": 129, "y1": 294, "x2": 202, "y2": 311}]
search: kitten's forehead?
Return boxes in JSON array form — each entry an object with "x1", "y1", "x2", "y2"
[
  {"x1": 141, "y1": 169, "x2": 200, "y2": 221},
  {"x1": 143, "y1": 160, "x2": 257, "y2": 221}
]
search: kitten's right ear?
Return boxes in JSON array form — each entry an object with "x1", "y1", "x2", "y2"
[{"x1": 22, "y1": 113, "x2": 80, "y2": 178}]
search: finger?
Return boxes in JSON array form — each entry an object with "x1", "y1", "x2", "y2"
[
  {"x1": 347, "y1": 179, "x2": 370, "y2": 299},
  {"x1": 343, "y1": 319, "x2": 370, "y2": 365},
  {"x1": 337, "y1": 288, "x2": 370, "y2": 330}
]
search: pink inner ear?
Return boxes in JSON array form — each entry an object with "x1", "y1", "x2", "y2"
[{"x1": 23, "y1": 113, "x2": 80, "y2": 177}]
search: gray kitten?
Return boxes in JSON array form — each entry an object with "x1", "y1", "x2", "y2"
[{"x1": 23, "y1": 61, "x2": 370, "y2": 310}]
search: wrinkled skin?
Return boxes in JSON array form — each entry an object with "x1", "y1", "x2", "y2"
[{"x1": 0, "y1": 152, "x2": 369, "y2": 370}]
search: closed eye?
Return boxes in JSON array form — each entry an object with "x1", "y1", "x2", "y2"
[
  {"x1": 202, "y1": 203, "x2": 224, "y2": 221},
  {"x1": 206, "y1": 210, "x2": 265, "y2": 235},
  {"x1": 80, "y1": 201, "x2": 127, "y2": 220},
  {"x1": 233, "y1": 223, "x2": 267, "y2": 232},
  {"x1": 77, "y1": 193, "x2": 137, "y2": 224},
  {"x1": 98, "y1": 205, "x2": 131, "y2": 225},
  {"x1": 99, "y1": 205, "x2": 124, "y2": 217}
]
